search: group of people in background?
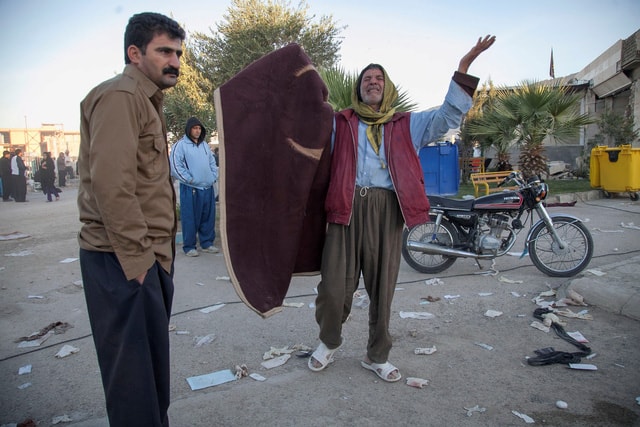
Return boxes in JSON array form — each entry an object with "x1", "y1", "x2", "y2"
[{"x1": 0, "y1": 149, "x2": 76, "y2": 203}]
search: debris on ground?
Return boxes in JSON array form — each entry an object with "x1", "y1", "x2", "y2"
[
  {"x1": 464, "y1": 405, "x2": 486, "y2": 417},
  {"x1": 556, "y1": 400, "x2": 568, "y2": 409},
  {"x1": 249, "y1": 372, "x2": 266, "y2": 381},
  {"x1": 260, "y1": 354, "x2": 290, "y2": 369},
  {"x1": 498, "y1": 275, "x2": 523, "y2": 284},
  {"x1": 234, "y1": 364, "x2": 249, "y2": 379},
  {"x1": 405, "y1": 377, "x2": 429, "y2": 388},
  {"x1": 15, "y1": 321, "x2": 73, "y2": 347},
  {"x1": 5, "y1": 250, "x2": 33, "y2": 256},
  {"x1": 18, "y1": 365, "x2": 32, "y2": 375},
  {"x1": 474, "y1": 342, "x2": 493, "y2": 351},
  {"x1": 51, "y1": 414, "x2": 73, "y2": 424},
  {"x1": 484, "y1": 310, "x2": 503, "y2": 318},
  {"x1": 55, "y1": 344, "x2": 79, "y2": 358},
  {"x1": 424, "y1": 278, "x2": 444, "y2": 286},
  {"x1": 399, "y1": 311, "x2": 435, "y2": 320},
  {"x1": 186, "y1": 369, "x2": 236, "y2": 391},
  {"x1": 59, "y1": 257, "x2": 78, "y2": 263},
  {"x1": 199, "y1": 303, "x2": 225, "y2": 313},
  {"x1": 568, "y1": 363, "x2": 597, "y2": 370},
  {"x1": 414, "y1": 346, "x2": 437, "y2": 355},
  {"x1": 194, "y1": 334, "x2": 216, "y2": 347},
  {"x1": 512, "y1": 410, "x2": 535, "y2": 423}
]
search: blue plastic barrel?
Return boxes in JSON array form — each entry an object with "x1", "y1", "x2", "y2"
[{"x1": 419, "y1": 142, "x2": 460, "y2": 196}]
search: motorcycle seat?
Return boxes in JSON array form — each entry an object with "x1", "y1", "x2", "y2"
[{"x1": 428, "y1": 195, "x2": 475, "y2": 210}]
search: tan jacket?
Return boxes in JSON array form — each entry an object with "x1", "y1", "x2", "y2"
[{"x1": 78, "y1": 65, "x2": 176, "y2": 280}]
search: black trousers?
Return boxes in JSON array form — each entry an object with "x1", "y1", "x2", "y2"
[{"x1": 80, "y1": 249, "x2": 174, "y2": 427}]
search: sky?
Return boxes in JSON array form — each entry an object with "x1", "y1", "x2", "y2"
[{"x1": 1, "y1": 0, "x2": 639, "y2": 131}]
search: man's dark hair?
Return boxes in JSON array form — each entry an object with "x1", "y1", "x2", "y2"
[
  {"x1": 355, "y1": 63, "x2": 385, "y2": 102},
  {"x1": 124, "y1": 12, "x2": 186, "y2": 64}
]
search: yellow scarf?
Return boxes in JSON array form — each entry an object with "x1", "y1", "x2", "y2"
[{"x1": 351, "y1": 67, "x2": 398, "y2": 155}]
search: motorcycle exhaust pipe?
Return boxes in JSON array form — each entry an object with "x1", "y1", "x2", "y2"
[{"x1": 406, "y1": 240, "x2": 483, "y2": 259}]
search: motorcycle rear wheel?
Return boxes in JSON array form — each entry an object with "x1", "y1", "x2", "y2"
[
  {"x1": 528, "y1": 216, "x2": 594, "y2": 277},
  {"x1": 402, "y1": 218, "x2": 459, "y2": 274}
]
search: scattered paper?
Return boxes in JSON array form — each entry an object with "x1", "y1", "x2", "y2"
[
  {"x1": 484, "y1": 310, "x2": 503, "y2": 318},
  {"x1": 283, "y1": 301, "x2": 304, "y2": 308},
  {"x1": 19, "y1": 365, "x2": 32, "y2": 375},
  {"x1": 568, "y1": 363, "x2": 597, "y2": 371},
  {"x1": 478, "y1": 292, "x2": 493, "y2": 297},
  {"x1": 18, "y1": 382, "x2": 32, "y2": 390},
  {"x1": 444, "y1": 294, "x2": 460, "y2": 299},
  {"x1": 199, "y1": 304, "x2": 225, "y2": 313},
  {"x1": 498, "y1": 276, "x2": 523, "y2": 284},
  {"x1": 55, "y1": 344, "x2": 79, "y2": 358},
  {"x1": 621, "y1": 222, "x2": 640, "y2": 230},
  {"x1": 5, "y1": 250, "x2": 33, "y2": 257},
  {"x1": 555, "y1": 308, "x2": 593, "y2": 320},
  {"x1": 567, "y1": 331, "x2": 589, "y2": 343},
  {"x1": 512, "y1": 410, "x2": 535, "y2": 423},
  {"x1": 186, "y1": 369, "x2": 236, "y2": 390},
  {"x1": 556, "y1": 400, "x2": 568, "y2": 409},
  {"x1": 215, "y1": 276, "x2": 230, "y2": 281},
  {"x1": 530, "y1": 321, "x2": 550, "y2": 333},
  {"x1": 194, "y1": 334, "x2": 216, "y2": 347},
  {"x1": 464, "y1": 405, "x2": 486, "y2": 417},
  {"x1": 414, "y1": 346, "x2": 437, "y2": 355},
  {"x1": 52, "y1": 414, "x2": 73, "y2": 424},
  {"x1": 474, "y1": 342, "x2": 493, "y2": 351},
  {"x1": 400, "y1": 311, "x2": 435, "y2": 320},
  {"x1": 260, "y1": 354, "x2": 291, "y2": 369},
  {"x1": 405, "y1": 377, "x2": 429, "y2": 388},
  {"x1": 17, "y1": 330, "x2": 55, "y2": 348},
  {"x1": 424, "y1": 278, "x2": 444, "y2": 286},
  {"x1": 59, "y1": 257, "x2": 78, "y2": 263},
  {"x1": 28, "y1": 295, "x2": 44, "y2": 299},
  {"x1": 250, "y1": 373, "x2": 267, "y2": 381}
]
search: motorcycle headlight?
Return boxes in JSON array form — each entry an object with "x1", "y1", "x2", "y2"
[{"x1": 534, "y1": 183, "x2": 548, "y2": 202}]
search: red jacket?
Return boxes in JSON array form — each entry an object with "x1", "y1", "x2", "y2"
[{"x1": 325, "y1": 109, "x2": 430, "y2": 228}]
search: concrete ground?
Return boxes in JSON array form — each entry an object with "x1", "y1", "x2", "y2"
[{"x1": 1, "y1": 186, "x2": 639, "y2": 426}]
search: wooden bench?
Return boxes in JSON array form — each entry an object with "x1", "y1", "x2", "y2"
[{"x1": 470, "y1": 171, "x2": 518, "y2": 197}]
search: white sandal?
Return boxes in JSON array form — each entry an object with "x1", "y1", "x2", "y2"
[
  {"x1": 360, "y1": 360, "x2": 402, "y2": 382},
  {"x1": 308, "y1": 341, "x2": 342, "y2": 372}
]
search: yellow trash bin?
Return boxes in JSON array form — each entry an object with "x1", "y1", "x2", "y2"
[{"x1": 590, "y1": 145, "x2": 640, "y2": 200}]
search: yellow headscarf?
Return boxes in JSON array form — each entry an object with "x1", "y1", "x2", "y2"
[{"x1": 351, "y1": 65, "x2": 398, "y2": 155}]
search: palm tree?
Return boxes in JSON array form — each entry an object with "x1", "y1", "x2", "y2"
[
  {"x1": 466, "y1": 80, "x2": 593, "y2": 178},
  {"x1": 319, "y1": 66, "x2": 418, "y2": 112}
]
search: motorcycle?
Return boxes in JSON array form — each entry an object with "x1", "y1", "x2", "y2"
[{"x1": 402, "y1": 171, "x2": 594, "y2": 277}]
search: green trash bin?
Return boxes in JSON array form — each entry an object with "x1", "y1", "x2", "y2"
[{"x1": 590, "y1": 145, "x2": 640, "y2": 200}]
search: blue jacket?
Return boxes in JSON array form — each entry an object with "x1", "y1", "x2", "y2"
[{"x1": 170, "y1": 117, "x2": 218, "y2": 190}]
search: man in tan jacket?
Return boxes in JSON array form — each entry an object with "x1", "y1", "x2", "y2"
[{"x1": 77, "y1": 12, "x2": 184, "y2": 426}]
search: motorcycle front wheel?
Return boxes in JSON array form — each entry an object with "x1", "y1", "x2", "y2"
[
  {"x1": 528, "y1": 216, "x2": 594, "y2": 277},
  {"x1": 402, "y1": 218, "x2": 459, "y2": 274}
]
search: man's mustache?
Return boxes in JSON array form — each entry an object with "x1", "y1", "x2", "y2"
[{"x1": 163, "y1": 67, "x2": 180, "y2": 77}]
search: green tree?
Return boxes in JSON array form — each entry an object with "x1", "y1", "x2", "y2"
[
  {"x1": 589, "y1": 110, "x2": 639, "y2": 147},
  {"x1": 190, "y1": 0, "x2": 343, "y2": 97},
  {"x1": 319, "y1": 66, "x2": 418, "y2": 112},
  {"x1": 466, "y1": 80, "x2": 593, "y2": 178},
  {"x1": 164, "y1": 48, "x2": 216, "y2": 141}
]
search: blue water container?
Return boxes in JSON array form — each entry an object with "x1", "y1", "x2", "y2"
[{"x1": 419, "y1": 142, "x2": 459, "y2": 196}]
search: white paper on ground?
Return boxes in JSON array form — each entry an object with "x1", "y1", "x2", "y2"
[{"x1": 186, "y1": 369, "x2": 237, "y2": 390}]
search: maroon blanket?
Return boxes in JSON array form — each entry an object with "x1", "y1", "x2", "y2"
[{"x1": 214, "y1": 44, "x2": 334, "y2": 317}]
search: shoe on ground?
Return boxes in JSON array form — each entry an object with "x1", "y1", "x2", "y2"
[
  {"x1": 185, "y1": 249, "x2": 199, "y2": 257},
  {"x1": 201, "y1": 246, "x2": 220, "y2": 254}
]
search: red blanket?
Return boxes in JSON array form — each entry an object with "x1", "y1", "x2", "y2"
[{"x1": 214, "y1": 44, "x2": 334, "y2": 317}]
